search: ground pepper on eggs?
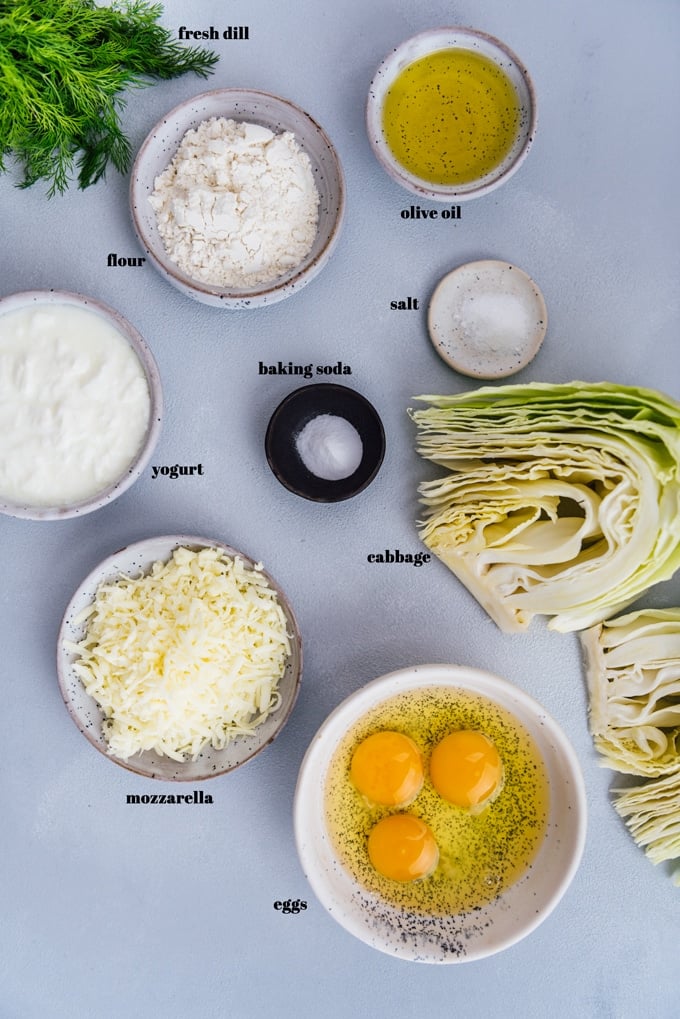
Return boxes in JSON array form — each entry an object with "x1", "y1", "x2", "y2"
[
  {"x1": 325, "y1": 687, "x2": 549, "y2": 915},
  {"x1": 382, "y1": 48, "x2": 521, "y2": 186}
]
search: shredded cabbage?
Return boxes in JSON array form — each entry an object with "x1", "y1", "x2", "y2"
[
  {"x1": 582, "y1": 607, "x2": 680, "y2": 881},
  {"x1": 613, "y1": 770, "x2": 680, "y2": 885},
  {"x1": 582, "y1": 608, "x2": 680, "y2": 775},
  {"x1": 410, "y1": 382, "x2": 680, "y2": 633}
]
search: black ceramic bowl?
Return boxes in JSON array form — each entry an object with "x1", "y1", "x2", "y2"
[{"x1": 265, "y1": 384, "x2": 385, "y2": 502}]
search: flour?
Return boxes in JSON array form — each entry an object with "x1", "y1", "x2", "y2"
[{"x1": 150, "y1": 117, "x2": 320, "y2": 288}]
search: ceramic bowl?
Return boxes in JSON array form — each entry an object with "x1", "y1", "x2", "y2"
[
  {"x1": 428, "y1": 260, "x2": 548, "y2": 378},
  {"x1": 0, "y1": 290, "x2": 162, "y2": 521},
  {"x1": 366, "y1": 27, "x2": 537, "y2": 201},
  {"x1": 294, "y1": 664, "x2": 586, "y2": 963},
  {"x1": 57, "y1": 535, "x2": 303, "y2": 780},
  {"x1": 130, "y1": 89, "x2": 345, "y2": 308},
  {"x1": 265, "y1": 384, "x2": 385, "y2": 502}
]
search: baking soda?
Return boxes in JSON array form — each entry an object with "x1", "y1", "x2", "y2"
[{"x1": 295, "y1": 414, "x2": 363, "y2": 481}]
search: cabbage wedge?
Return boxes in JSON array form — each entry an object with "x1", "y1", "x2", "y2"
[
  {"x1": 582, "y1": 608, "x2": 680, "y2": 881},
  {"x1": 613, "y1": 770, "x2": 680, "y2": 884},
  {"x1": 411, "y1": 382, "x2": 680, "y2": 633},
  {"x1": 582, "y1": 608, "x2": 680, "y2": 776}
]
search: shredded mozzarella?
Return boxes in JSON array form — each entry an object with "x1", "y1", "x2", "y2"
[{"x1": 68, "y1": 546, "x2": 292, "y2": 761}]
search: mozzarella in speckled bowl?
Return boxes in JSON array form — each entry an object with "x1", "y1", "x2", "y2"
[{"x1": 57, "y1": 535, "x2": 303, "y2": 781}]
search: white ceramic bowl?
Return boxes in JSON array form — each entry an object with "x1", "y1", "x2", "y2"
[
  {"x1": 0, "y1": 290, "x2": 162, "y2": 521},
  {"x1": 294, "y1": 664, "x2": 586, "y2": 963},
  {"x1": 57, "y1": 535, "x2": 303, "y2": 780},
  {"x1": 428, "y1": 260, "x2": 548, "y2": 378},
  {"x1": 367, "y1": 28, "x2": 537, "y2": 202},
  {"x1": 131, "y1": 89, "x2": 345, "y2": 308}
]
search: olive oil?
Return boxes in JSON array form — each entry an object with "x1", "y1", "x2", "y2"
[
  {"x1": 382, "y1": 48, "x2": 521, "y2": 186},
  {"x1": 324, "y1": 686, "x2": 549, "y2": 915}
]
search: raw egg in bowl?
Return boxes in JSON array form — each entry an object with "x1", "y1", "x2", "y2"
[{"x1": 294, "y1": 664, "x2": 586, "y2": 963}]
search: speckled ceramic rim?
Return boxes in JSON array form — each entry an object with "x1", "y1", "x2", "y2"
[
  {"x1": 0, "y1": 290, "x2": 162, "y2": 521},
  {"x1": 428, "y1": 259, "x2": 548, "y2": 378},
  {"x1": 130, "y1": 88, "x2": 346, "y2": 309},
  {"x1": 366, "y1": 27, "x2": 538, "y2": 201},
  {"x1": 56, "y1": 535, "x2": 303, "y2": 781},
  {"x1": 294, "y1": 664, "x2": 587, "y2": 963}
]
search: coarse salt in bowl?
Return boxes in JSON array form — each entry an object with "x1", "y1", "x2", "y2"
[
  {"x1": 0, "y1": 290, "x2": 162, "y2": 521},
  {"x1": 131, "y1": 89, "x2": 345, "y2": 309},
  {"x1": 428, "y1": 260, "x2": 548, "y2": 378}
]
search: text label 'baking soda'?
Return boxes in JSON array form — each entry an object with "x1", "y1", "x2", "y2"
[{"x1": 258, "y1": 361, "x2": 352, "y2": 378}]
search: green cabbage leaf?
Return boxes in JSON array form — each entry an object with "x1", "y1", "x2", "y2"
[{"x1": 411, "y1": 382, "x2": 680, "y2": 633}]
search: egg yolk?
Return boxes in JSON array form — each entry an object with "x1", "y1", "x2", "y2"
[
  {"x1": 429, "y1": 730, "x2": 504, "y2": 812},
  {"x1": 350, "y1": 730, "x2": 424, "y2": 806},
  {"x1": 367, "y1": 814, "x2": 439, "y2": 882}
]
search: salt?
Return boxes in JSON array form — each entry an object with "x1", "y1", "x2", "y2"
[
  {"x1": 428, "y1": 260, "x2": 547, "y2": 380},
  {"x1": 295, "y1": 414, "x2": 363, "y2": 481},
  {"x1": 454, "y1": 291, "x2": 532, "y2": 356}
]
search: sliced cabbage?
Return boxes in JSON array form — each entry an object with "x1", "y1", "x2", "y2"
[
  {"x1": 582, "y1": 608, "x2": 680, "y2": 775},
  {"x1": 582, "y1": 607, "x2": 680, "y2": 881},
  {"x1": 613, "y1": 769, "x2": 680, "y2": 884},
  {"x1": 410, "y1": 382, "x2": 680, "y2": 633}
]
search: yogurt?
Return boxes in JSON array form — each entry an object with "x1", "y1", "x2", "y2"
[{"x1": 0, "y1": 301, "x2": 151, "y2": 507}]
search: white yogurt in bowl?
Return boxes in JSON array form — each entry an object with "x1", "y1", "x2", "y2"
[{"x1": 0, "y1": 291, "x2": 162, "y2": 520}]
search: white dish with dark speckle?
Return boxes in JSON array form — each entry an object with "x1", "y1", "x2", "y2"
[
  {"x1": 428, "y1": 260, "x2": 547, "y2": 378},
  {"x1": 0, "y1": 290, "x2": 162, "y2": 520},
  {"x1": 366, "y1": 28, "x2": 537, "y2": 202},
  {"x1": 131, "y1": 89, "x2": 345, "y2": 309},
  {"x1": 294, "y1": 664, "x2": 586, "y2": 963},
  {"x1": 57, "y1": 535, "x2": 302, "y2": 781}
]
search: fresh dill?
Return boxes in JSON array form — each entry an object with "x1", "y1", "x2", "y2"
[{"x1": 0, "y1": 0, "x2": 218, "y2": 195}]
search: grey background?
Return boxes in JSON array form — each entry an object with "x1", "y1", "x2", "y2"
[{"x1": 1, "y1": 0, "x2": 678, "y2": 1016}]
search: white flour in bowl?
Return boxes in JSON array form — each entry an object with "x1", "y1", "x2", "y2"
[{"x1": 150, "y1": 117, "x2": 320, "y2": 288}]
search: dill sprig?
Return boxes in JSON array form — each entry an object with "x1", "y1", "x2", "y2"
[{"x1": 0, "y1": 0, "x2": 218, "y2": 195}]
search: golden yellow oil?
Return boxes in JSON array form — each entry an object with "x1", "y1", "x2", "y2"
[
  {"x1": 324, "y1": 686, "x2": 549, "y2": 915},
  {"x1": 382, "y1": 48, "x2": 521, "y2": 185}
]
